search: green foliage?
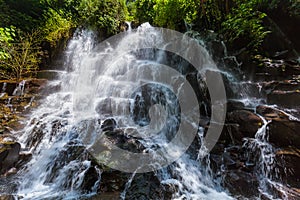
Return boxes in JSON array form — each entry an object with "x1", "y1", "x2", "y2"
[
  {"x1": 0, "y1": 0, "x2": 46, "y2": 32},
  {"x1": 153, "y1": 0, "x2": 197, "y2": 29},
  {"x1": 76, "y1": 0, "x2": 127, "y2": 35},
  {"x1": 0, "y1": 27, "x2": 15, "y2": 60},
  {"x1": 134, "y1": 0, "x2": 197, "y2": 30},
  {"x1": 193, "y1": 0, "x2": 227, "y2": 31},
  {"x1": 222, "y1": 0, "x2": 270, "y2": 51},
  {"x1": 0, "y1": 31, "x2": 42, "y2": 80},
  {"x1": 42, "y1": 8, "x2": 74, "y2": 46},
  {"x1": 135, "y1": 0, "x2": 156, "y2": 25}
]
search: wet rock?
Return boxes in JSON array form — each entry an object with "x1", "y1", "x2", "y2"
[
  {"x1": 0, "y1": 135, "x2": 21, "y2": 174},
  {"x1": 100, "y1": 170, "x2": 127, "y2": 193},
  {"x1": 222, "y1": 170, "x2": 259, "y2": 198},
  {"x1": 125, "y1": 173, "x2": 171, "y2": 200},
  {"x1": 0, "y1": 194, "x2": 15, "y2": 200},
  {"x1": 44, "y1": 143, "x2": 101, "y2": 192},
  {"x1": 101, "y1": 118, "x2": 117, "y2": 132},
  {"x1": 263, "y1": 59, "x2": 300, "y2": 77},
  {"x1": 256, "y1": 105, "x2": 290, "y2": 121},
  {"x1": 24, "y1": 78, "x2": 47, "y2": 94},
  {"x1": 267, "y1": 90, "x2": 300, "y2": 108},
  {"x1": 227, "y1": 110, "x2": 263, "y2": 138},
  {"x1": 267, "y1": 120, "x2": 300, "y2": 148},
  {"x1": 36, "y1": 70, "x2": 59, "y2": 80},
  {"x1": 275, "y1": 147, "x2": 300, "y2": 188},
  {"x1": 3, "y1": 167, "x2": 17, "y2": 177},
  {"x1": 226, "y1": 100, "x2": 246, "y2": 112},
  {"x1": 105, "y1": 129, "x2": 145, "y2": 153},
  {"x1": 15, "y1": 152, "x2": 32, "y2": 169},
  {"x1": 25, "y1": 121, "x2": 46, "y2": 150},
  {"x1": 0, "y1": 81, "x2": 17, "y2": 96},
  {"x1": 263, "y1": 79, "x2": 300, "y2": 92}
]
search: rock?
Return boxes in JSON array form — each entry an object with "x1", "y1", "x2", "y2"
[
  {"x1": 36, "y1": 70, "x2": 59, "y2": 80},
  {"x1": 101, "y1": 118, "x2": 117, "y2": 132},
  {"x1": 15, "y1": 152, "x2": 32, "y2": 169},
  {"x1": 0, "y1": 134, "x2": 21, "y2": 174},
  {"x1": 256, "y1": 105, "x2": 290, "y2": 121},
  {"x1": 227, "y1": 110, "x2": 263, "y2": 138},
  {"x1": 264, "y1": 79, "x2": 300, "y2": 92},
  {"x1": 222, "y1": 170, "x2": 259, "y2": 198},
  {"x1": 267, "y1": 90, "x2": 300, "y2": 108},
  {"x1": 263, "y1": 59, "x2": 300, "y2": 77},
  {"x1": 104, "y1": 129, "x2": 145, "y2": 153},
  {"x1": 0, "y1": 195, "x2": 15, "y2": 200},
  {"x1": 267, "y1": 120, "x2": 300, "y2": 148},
  {"x1": 0, "y1": 81, "x2": 17, "y2": 96},
  {"x1": 226, "y1": 100, "x2": 247, "y2": 112},
  {"x1": 99, "y1": 170, "x2": 127, "y2": 193},
  {"x1": 218, "y1": 123, "x2": 243, "y2": 145},
  {"x1": 125, "y1": 173, "x2": 171, "y2": 200},
  {"x1": 43, "y1": 143, "x2": 101, "y2": 192},
  {"x1": 275, "y1": 147, "x2": 300, "y2": 188},
  {"x1": 3, "y1": 167, "x2": 17, "y2": 177},
  {"x1": 24, "y1": 78, "x2": 48, "y2": 94}
]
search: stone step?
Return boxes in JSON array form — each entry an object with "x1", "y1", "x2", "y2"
[
  {"x1": 267, "y1": 90, "x2": 300, "y2": 108},
  {"x1": 263, "y1": 80, "x2": 300, "y2": 92},
  {"x1": 0, "y1": 81, "x2": 18, "y2": 96},
  {"x1": 35, "y1": 70, "x2": 63, "y2": 80}
]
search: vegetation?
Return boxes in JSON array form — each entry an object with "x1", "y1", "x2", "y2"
[
  {"x1": 0, "y1": 0, "x2": 128, "y2": 80},
  {"x1": 0, "y1": 0, "x2": 299, "y2": 80}
]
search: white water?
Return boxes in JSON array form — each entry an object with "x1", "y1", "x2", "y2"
[{"x1": 15, "y1": 24, "x2": 234, "y2": 199}]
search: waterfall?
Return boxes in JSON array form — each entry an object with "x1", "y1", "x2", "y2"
[{"x1": 15, "y1": 24, "x2": 233, "y2": 199}]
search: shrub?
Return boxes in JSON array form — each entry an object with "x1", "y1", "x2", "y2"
[
  {"x1": 0, "y1": 31, "x2": 42, "y2": 80},
  {"x1": 76, "y1": 0, "x2": 127, "y2": 36}
]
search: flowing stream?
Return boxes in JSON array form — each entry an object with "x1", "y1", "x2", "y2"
[{"x1": 13, "y1": 23, "x2": 287, "y2": 199}]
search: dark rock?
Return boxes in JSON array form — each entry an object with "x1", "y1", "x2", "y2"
[
  {"x1": 256, "y1": 105, "x2": 290, "y2": 121},
  {"x1": 268, "y1": 120, "x2": 300, "y2": 148},
  {"x1": 24, "y1": 79, "x2": 48, "y2": 94},
  {"x1": 0, "y1": 134, "x2": 21, "y2": 174},
  {"x1": 218, "y1": 123, "x2": 243, "y2": 145},
  {"x1": 222, "y1": 170, "x2": 259, "y2": 198},
  {"x1": 99, "y1": 170, "x2": 127, "y2": 193},
  {"x1": 105, "y1": 129, "x2": 145, "y2": 153},
  {"x1": 226, "y1": 100, "x2": 248, "y2": 112},
  {"x1": 36, "y1": 70, "x2": 60, "y2": 80},
  {"x1": 267, "y1": 90, "x2": 300, "y2": 108},
  {"x1": 101, "y1": 118, "x2": 117, "y2": 132},
  {"x1": 44, "y1": 143, "x2": 101, "y2": 192},
  {"x1": 15, "y1": 152, "x2": 32, "y2": 169},
  {"x1": 263, "y1": 80, "x2": 300, "y2": 92},
  {"x1": 125, "y1": 173, "x2": 171, "y2": 200},
  {"x1": 261, "y1": 16, "x2": 298, "y2": 59},
  {"x1": 0, "y1": 81, "x2": 17, "y2": 96},
  {"x1": 263, "y1": 59, "x2": 300, "y2": 77},
  {"x1": 275, "y1": 147, "x2": 300, "y2": 188},
  {"x1": 227, "y1": 110, "x2": 263, "y2": 138}
]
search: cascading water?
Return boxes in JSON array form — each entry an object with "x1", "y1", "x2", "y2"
[{"x1": 15, "y1": 23, "x2": 237, "y2": 199}]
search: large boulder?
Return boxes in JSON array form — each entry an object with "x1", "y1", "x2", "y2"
[
  {"x1": 256, "y1": 105, "x2": 290, "y2": 121},
  {"x1": 222, "y1": 170, "x2": 259, "y2": 198},
  {"x1": 267, "y1": 90, "x2": 300, "y2": 108},
  {"x1": 267, "y1": 120, "x2": 300, "y2": 148},
  {"x1": 227, "y1": 110, "x2": 263, "y2": 139},
  {"x1": 0, "y1": 134, "x2": 21, "y2": 174},
  {"x1": 275, "y1": 147, "x2": 300, "y2": 189}
]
